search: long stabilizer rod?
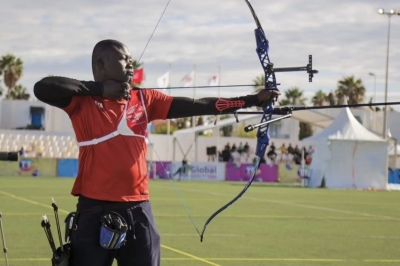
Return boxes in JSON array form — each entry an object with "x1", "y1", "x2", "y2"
[{"x1": 236, "y1": 101, "x2": 400, "y2": 115}]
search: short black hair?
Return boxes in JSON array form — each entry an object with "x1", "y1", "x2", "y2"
[{"x1": 91, "y1": 39, "x2": 125, "y2": 70}]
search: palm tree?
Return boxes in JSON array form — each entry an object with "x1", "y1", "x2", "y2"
[
  {"x1": 336, "y1": 76, "x2": 366, "y2": 105},
  {"x1": 327, "y1": 92, "x2": 336, "y2": 106},
  {"x1": 279, "y1": 87, "x2": 312, "y2": 139},
  {"x1": 252, "y1": 75, "x2": 265, "y2": 92},
  {"x1": 278, "y1": 87, "x2": 307, "y2": 106},
  {"x1": 131, "y1": 60, "x2": 143, "y2": 70},
  {"x1": 7, "y1": 84, "x2": 30, "y2": 100},
  {"x1": 0, "y1": 54, "x2": 24, "y2": 98},
  {"x1": 311, "y1": 90, "x2": 328, "y2": 106}
]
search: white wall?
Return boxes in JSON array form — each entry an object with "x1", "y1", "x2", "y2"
[
  {"x1": 147, "y1": 134, "x2": 303, "y2": 162},
  {"x1": 0, "y1": 100, "x2": 74, "y2": 133}
]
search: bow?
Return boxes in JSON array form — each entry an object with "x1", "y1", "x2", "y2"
[
  {"x1": 199, "y1": 0, "x2": 318, "y2": 242},
  {"x1": 137, "y1": 0, "x2": 318, "y2": 243}
]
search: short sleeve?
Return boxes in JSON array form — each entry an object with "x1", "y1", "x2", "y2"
[{"x1": 142, "y1": 89, "x2": 173, "y2": 122}]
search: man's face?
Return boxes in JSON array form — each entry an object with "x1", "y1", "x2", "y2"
[{"x1": 102, "y1": 45, "x2": 134, "y2": 83}]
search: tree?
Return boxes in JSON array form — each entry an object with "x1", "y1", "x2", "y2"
[
  {"x1": 0, "y1": 54, "x2": 25, "y2": 99},
  {"x1": 327, "y1": 92, "x2": 336, "y2": 106},
  {"x1": 219, "y1": 114, "x2": 233, "y2": 137},
  {"x1": 278, "y1": 87, "x2": 307, "y2": 106},
  {"x1": 311, "y1": 90, "x2": 328, "y2": 106},
  {"x1": 154, "y1": 123, "x2": 178, "y2": 134},
  {"x1": 299, "y1": 122, "x2": 313, "y2": 140},
  {"x1": 131, "y1": 60, "x2": 143, "y2": 70},
  {"x1": 196, "y1": 116, "x2": 204, "y2": 126},
  {"x1": 252, "y1": 75, "x2": 265, "y2": 92},
  {"x1": 234, "y1": 124, "x2": 257, "y2": 138},
  {"x1": 279, "y1": 87, "x2": 312, "y2": 139},
  {"x1": 7, "y1": 84, "x2": 30, "y2": 100},
  {"x1": 176, "y1": 117, "x2": 191, "y2": 129},
  {"x1": 335, "y1": 76, "x2": 366, "y2": 105}
]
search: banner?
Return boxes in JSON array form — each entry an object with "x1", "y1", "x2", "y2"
[
  {"x1": 58, "y1": 159, "x2": 79, "y2": 178},
  {"x1": 148, "y1": 161, "x2": 171, "y2": 179},
  {"x1": 225, "y1": 163, "x2": 278, "y2": 182},
  {"x1": 0, "y1": 157, "x2": 57, "y2": 177},
  {"x1": 148, "y1": 161, "x2": 225, "y2": 181}
]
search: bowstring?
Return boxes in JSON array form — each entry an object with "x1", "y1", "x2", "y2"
[
  {"x1": 135, "y1": 0, "x2": 201, "y2": 236},
  {"x1": 137, "y1": 0, "x2": 172, "y2": 63},
  {"x1": 145, "y1": 137, "x2": 201, "y2": 237}
]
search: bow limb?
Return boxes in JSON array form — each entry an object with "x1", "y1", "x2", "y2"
[{"x1": 200, "y1": 158, "x2": 261, "y2": 242}]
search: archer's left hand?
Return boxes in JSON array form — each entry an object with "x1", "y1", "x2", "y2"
[{"x1": 256, "y1": 89, "x2": 280, "y2": 107}]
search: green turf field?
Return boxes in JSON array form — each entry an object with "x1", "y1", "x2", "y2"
[{"x1": 0, "y1": 176, "x2": 399, "y2": 266}]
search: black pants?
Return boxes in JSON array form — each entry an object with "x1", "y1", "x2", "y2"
[{"x1": 71, "y1": 196, "x2": 161, "y2": 266}]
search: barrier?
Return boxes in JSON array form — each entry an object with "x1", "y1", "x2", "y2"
[
  {"x1": 0, "y1": 157, "x2": 57, "y2": 177},
  {"x1": 225, "y1": 163, "x2": 278, "y2": 182},
  {"x1": 149, "y1": 161, "x2": 225, "y2": 181},
  {"x1": 57, "y1": 159, "x2": 78, "y2": 177}
]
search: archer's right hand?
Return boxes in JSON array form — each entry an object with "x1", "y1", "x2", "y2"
[{"x1": 102, "y1": 80, "x2": 131, "y2": 100}]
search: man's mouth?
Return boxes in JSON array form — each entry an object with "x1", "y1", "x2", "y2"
[{"x1": 126, "y1": 71, "x2": 134, "y2": 77}]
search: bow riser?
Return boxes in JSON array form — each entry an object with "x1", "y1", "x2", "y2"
[{"x1": 253, "y1": 27, "x2": 276, "y2": 158}]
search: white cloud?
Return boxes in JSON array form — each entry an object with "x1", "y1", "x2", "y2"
[{"x1": 0, "y1": 0, "x2": 399, "y2": 109}]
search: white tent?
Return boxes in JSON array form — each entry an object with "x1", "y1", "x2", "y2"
[{"x1": 303, "y1": 107, "x2": 389, "y2": 190}]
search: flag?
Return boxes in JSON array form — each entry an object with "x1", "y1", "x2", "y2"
[
  {"x1": 157, "y1": 71, "x2": 170, "y2": 88},
  {"x1": 208, "y1": 75, "x2": 219, "y2": 86},
  {"x1": 132, "y1": 68, "x2": 144, "y2": 84},
  {"x1": 181, "y1": 71, "x2": 195, "y2": 87}
]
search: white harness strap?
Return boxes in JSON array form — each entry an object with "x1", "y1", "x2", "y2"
[
  {"x1": 78, "y1": 91, "x2": 147, "y2": 147},
  {"x1": 78, "y1": 131, "x2": 119, "y2": 147}
]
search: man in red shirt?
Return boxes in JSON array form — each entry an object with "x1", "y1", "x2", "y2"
[{"x1": 34, "y1": 39, "x2": 279, "y2": 266}]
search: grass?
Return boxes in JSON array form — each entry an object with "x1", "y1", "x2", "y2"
[{"x1": 0, "y1": 176, "x2": 400, "y2": 266}]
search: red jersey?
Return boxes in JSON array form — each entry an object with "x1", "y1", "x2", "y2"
[{"x1": 63, "y1": 89, "x2": 173, "y2": 202}]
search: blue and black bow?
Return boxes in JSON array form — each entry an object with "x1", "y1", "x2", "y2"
[
  {"x1": 199, "y1": 0, "x2": 318, "y2": 242},
  {"x1": 137, "y1": 0, "x2": 318, "y2": 243}
]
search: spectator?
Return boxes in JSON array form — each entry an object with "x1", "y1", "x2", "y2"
[
  {"x1": 230, "y1": 146, "x2": 241, "y2": 167},
  {"x1": 231, "y1": 143, "x2": 237, "y2": 152},
  {"x1": 225, "y1": 142, "x2": 231, "y2": 151},
  {"x1": 279, "y1": 144, "x2": 287, "y2": 163},
  {"x1": 267, "y1": 147, "x2": 277, "y2": 164},
  {"x1": 243, "y1": 142, "x2": 250, "y2": 153},
  {"x1": 287, "y1": 143, "x2": 294, "y2": 155},
  {"x1": 237, "y1": 142, "x2": 244, "y2": 154},
  {"x1": 221, "y1": 145, "x2": 232, "y2": 162},
  {"x1": 173, "y1": 159, "x2": 190, "y2": 181},
  {"x1": 19, "y1": 147, "x2": 25, "y2": 157},
  {"x1": 293, "y1": 145, "x2": 301, "y2": 164},
  {"x1": 270, "y1": 142, "x2": 276, "y2": 152}
]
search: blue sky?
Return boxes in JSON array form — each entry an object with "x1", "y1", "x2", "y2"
[{"x1": 1, "y1": 0, "x2": 399, "y2": 108}]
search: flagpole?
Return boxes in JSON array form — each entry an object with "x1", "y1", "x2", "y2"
[
  {"x1": 192, "y1": 63, "x2": 197, "y2": 162},
  {"x1": 192, "y1": 64, "x2": 197, "y2": 128},
  {"x1": 218, "y1": 65, "x2": 221, "y2": 98},
  {"x1": 217, "y1": 65, "x2": 221, "y2": 161},
  {"x1": 167, "y1": 63, "x2": 171, "y2": 161}
]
